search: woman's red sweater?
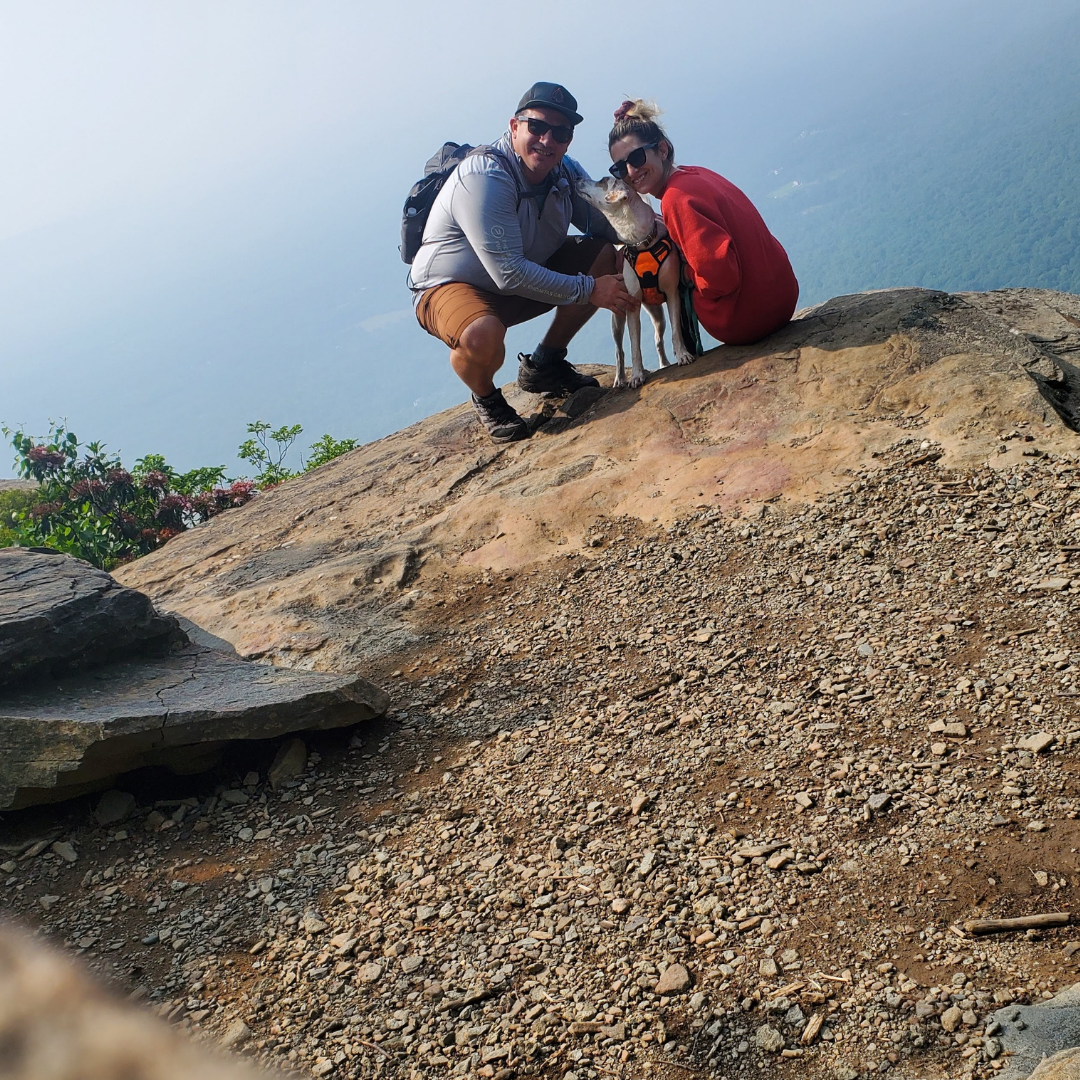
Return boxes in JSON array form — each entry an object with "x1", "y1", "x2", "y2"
[{"x1": 660, "y1": 166, "x2": 799, "y2": 346}]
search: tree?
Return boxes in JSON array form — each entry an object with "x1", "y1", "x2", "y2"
[{"x1": 238, "y1": 421, "x2": 304, "y2": 487}]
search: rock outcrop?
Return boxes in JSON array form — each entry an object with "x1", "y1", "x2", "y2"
[
  {"x1": 0, "y1": 548, "x2": 180, "y2": 687},
  {"x1": 1029, "y1": 1046, "x2": 1080, "y2": 1080},
  {"x1": 0, "y1": 550, "x2": 389, "y2": 809},
  {"x1": 9, "y1": 287, "x2": 1080, "y2": 1080},
  {"x1": 113, "y1": 287, "x2": 1080, "y2": 671}
]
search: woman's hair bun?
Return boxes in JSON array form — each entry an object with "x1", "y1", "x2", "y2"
[
  {"x1": 608, "y1": 98, "x2": 672, "y2": 160},
  {"x1": 614, "y1": 98, "x2": 662, "y2": 123}
]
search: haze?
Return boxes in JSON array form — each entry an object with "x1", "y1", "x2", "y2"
[{"x1": 1, "y1": 0, "x2": 1076, "y2": 478}]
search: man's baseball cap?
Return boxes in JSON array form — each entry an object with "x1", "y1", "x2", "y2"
[{"x1": 516, "y1": 82, "x2": 583, "y2": 126}]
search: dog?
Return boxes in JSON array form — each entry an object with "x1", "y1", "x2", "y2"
[{"x1": 576, "y1": 176, "x2": 698, "y2": 388}]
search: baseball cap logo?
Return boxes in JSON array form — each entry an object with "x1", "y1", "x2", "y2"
[{"x1": 552, "y1": 87, "x2": 565, "y2": 103}]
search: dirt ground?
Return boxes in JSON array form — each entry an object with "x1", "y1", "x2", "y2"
[{"x1": 6, "y1": 441, "x2": 1080, "y2": 1080}]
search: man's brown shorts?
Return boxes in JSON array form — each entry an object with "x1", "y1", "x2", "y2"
[{"x1": 415, "y1": 236, "x2": 610, "y2": 350}]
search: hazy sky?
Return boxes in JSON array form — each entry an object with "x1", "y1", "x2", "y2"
[{"x1": 0, "y1": 0, "x2": 1072, "y2": 478}]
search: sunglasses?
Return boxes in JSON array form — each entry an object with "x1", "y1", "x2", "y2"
[
  {"x1": 609, "y1": 141, "x2": 659, "y2": 179},
  {"x1": 516, "y1": 116, "x2": 575, "y2": 145}
]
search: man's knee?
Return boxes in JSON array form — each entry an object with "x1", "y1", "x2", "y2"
[{"x1": 458, "y1": 315, "x2": 506, "y2": 359}]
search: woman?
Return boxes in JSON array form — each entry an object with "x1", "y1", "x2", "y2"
[{"x1": 608, "y1": 100, "x2": 799, "y2": 346}]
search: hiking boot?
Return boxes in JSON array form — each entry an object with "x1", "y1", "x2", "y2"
[
  {"x1": 517, "y1": 351, "x2": 600, "y2": 396},
  {"x1": 470, "y1": 388, "x2": 530, "y2": 443}
]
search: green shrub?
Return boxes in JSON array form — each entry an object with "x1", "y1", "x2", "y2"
[
  {"x1": 2, "y1": 419, "x2": 359, "y2": 569},
  {"x1": 0, "y1": 487, "x2": 36, "y2": 549},
  {"x1": 306, "y1": 433, "x2": 359, "y2": 470},
  {"x1": 2, "y1": 423, "x2": 255, "y2": 570},
  {"x1": 238, "y1": 422, "x2": 304, "y2": 488},
  {"x1": 238, "y1": 422, "x2": 359, "y2": 486}
]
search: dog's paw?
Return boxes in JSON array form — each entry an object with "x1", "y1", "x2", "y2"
[
  {"x1": 676, "y1": 352, "x2": 697, "y2": 366},
  {"x1": 612, "y1": 375, "x2": 628, "y2": 389},
  {"x1": 658, "y1": 357, "x2": 673, "y2": 368},
  {"x1": 629, "y1": 373, "x2": 647, "y2": 389}
]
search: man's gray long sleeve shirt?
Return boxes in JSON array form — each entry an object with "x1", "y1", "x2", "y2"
[{"x1": 407, "y1": 133, "x2": 615, "y2": 306}]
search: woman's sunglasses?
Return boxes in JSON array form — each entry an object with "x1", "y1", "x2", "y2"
[
  {"x1": 517, "y1": 116, "x2": 575, "y2": 145},
  {"x1": 609, "y1": 142, "x2": 659, "y2": 179}
]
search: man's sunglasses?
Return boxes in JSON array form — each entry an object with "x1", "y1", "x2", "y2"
[
  {"x1": 609, "y1": 142, "x2": 659, "y2": 179},
  {"x1": 516, "y1": 116, "x2": 575, "y2": 145}
]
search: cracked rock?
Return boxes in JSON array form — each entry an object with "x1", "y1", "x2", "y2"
[
  {"x1": 0, "y1": 548, "x2": 181, "y2": 689},
  {"x1": 0, "y1": 645, "x2": 388, "y2": 809}
]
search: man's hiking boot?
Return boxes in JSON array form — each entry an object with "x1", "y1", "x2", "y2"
[
  {"x1": 517, "y1": 350, "x2": 600, "y2": 397},
  {"x1": 470, "y1": 388, "x2": 530, "y2": 443}
]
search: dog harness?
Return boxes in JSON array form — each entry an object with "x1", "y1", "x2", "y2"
[{"x1": 624, "y1": 235, "x2": 675, "y2": 307}]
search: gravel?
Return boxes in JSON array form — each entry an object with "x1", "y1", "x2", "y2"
[{"x1": 5, "y1": 437, "x2": 1080, "y2": 1079}]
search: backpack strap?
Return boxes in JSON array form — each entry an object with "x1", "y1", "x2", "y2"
[{"x1": 476, "y1": 146, "x2": 528, "y2": 210}]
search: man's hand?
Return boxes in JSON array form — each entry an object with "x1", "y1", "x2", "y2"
[{"x1": 590, "y1": 274, "x2": 639, "y2": 314}]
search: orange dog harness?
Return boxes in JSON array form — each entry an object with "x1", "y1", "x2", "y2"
[{"x1": 623, "y1": 236, "x2": 675, "y2": 307}]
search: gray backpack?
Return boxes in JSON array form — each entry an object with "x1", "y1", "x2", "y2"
[{"x1": 400, "y1": 143, "x2": 523, "y2": 263}]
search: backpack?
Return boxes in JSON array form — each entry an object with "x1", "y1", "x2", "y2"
[{"x1": 400, "y1": 142, "x2": 525, "y2": 264}]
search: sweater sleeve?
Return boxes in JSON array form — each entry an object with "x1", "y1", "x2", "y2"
[
  {"x1": 450, "y1": 165, "x2": 593, "y2": 304},
  {"x1": 663, "y1": 188, "x2": 742, "y2": 301}
]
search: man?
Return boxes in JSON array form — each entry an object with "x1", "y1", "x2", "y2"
[{"x1": 409, "y1": 82, "x2": 637, "y2": 443}]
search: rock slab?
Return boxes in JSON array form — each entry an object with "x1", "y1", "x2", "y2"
[
  {"x1": 0, "y1": 548, "x2": 180, "y2": 688},
  {"x1": 0, "y1": 645, "x2": 389, "y2": 809},
  {"x1": 0, "y1": 548, "x2": 389, "y2": 809}
]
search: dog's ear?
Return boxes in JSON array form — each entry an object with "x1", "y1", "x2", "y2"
[{"x1": 605, "y1": 189, "x2": 628, "y2": 204}]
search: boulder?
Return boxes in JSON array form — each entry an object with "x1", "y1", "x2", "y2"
[
  {"x1": 0, "y1": 644, "x2": 389, "y2": 809},
  {"x1": 990, "y1": 983, "x2": 1080, "y2": 1079},
  {"x1": 93, "y1": 789, "x2": 136, "y2": 826},
  {"x1": 0, "y1": 548, "x2": 180, "y2": 688},
  {"x1": 268, "y1": 737, "x2": 307, "y2": 790},
  {"x1": 1029, "y1": 1046, "x2": 1080, "y2": 1080}
]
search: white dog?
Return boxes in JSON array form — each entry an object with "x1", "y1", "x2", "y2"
[{"x1": 577, "y1": 176, "x2": 697, "y2": 388}]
